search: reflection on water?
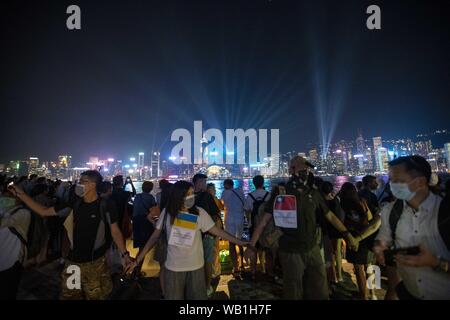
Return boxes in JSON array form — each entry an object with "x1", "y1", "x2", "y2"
[{"x1": 130, "y1": 176, "x2": 379, "y2": 198}]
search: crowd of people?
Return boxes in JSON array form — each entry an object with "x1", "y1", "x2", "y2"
[{"x1": 0, "y1": 155, "x2": 449, "y2": 300}]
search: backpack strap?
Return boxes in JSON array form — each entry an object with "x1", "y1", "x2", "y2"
[
  {"x1": 262, "y1": 192, "x2": 269, "y2": 202},
  {"x1": 92, "y1": 198, "x2": 112, "y2": 259},
  {"x1": 389, "y1": 199, "x2": 404, "y2": 246},
  {"x1": 8, "y1": 206, "x2": 28, "y2": 247},
  {"x1": 231, "y1": 189, "x2": 245, "y2": 206},
  {"x1": 248, "y1": 193, "x2": 256, "y2": 202}
]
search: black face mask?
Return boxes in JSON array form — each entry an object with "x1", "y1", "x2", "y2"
[{"x1": 297, "y1": 170, "x2": 309, "y2": 182}]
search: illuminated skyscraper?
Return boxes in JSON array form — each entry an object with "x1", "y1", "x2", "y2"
[
  {"x1": 151, "y1": 151, "x2": 160, "y2": 177},
  {"x1": 356, "y1": 129, "x2": 365, "y2": 155},
  {"x1": 377, "y1": 147, "x2": 389, "y2": 172},
  {"x1": 29, "y1": 157, "x2": 39, "y2": 174},
  {"x1": 444, "y1": 143, "x2": 450, "y2": 171},
  {"x1": 309, "y1": 149, "x2": 319, "y2": 165},
  {"x1": 138, "y1": 152, "x2": 145, "y2": 170},
  {"x1": 373, "y1": 137, "x2": 382, "y2": 171}
]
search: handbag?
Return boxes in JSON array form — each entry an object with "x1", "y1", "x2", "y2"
[{"x1": 153, "y1": 210, "x2": 168, "y2": 263}]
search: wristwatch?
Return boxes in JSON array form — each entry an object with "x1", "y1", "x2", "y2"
[{"x1": 433, "y1": 256, "x2": 449, "y2": 273}]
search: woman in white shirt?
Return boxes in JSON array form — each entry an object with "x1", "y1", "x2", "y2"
[{"x1": 127, "y1": 180, "x2": 250, "y2": 300}]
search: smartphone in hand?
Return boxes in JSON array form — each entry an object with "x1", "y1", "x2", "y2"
[{"x1": 384, "y1": 246, "x2": 420, "y2": 266}]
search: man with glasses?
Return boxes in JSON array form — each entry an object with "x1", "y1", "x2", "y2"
[{"x1": 9, "y1": 170, "x2": 132, "y2": 300}]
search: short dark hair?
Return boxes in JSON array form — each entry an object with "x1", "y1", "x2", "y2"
[
  {"x1": 388, "y1": 155, "x2": 431, "y2": 182},
  {"x1": 142, "y1": 181, "x2": 154, "y2": 193},
  {"x1": 362, "y1": 175, "x2": 377, "y2": 187},
  {"x1": 206, "y1": 183, "x2": 215, "y2": 189},
  {"x1": 29, "y1": 174, "x2": 38, "y2": 180},
  {"x1": 224, "y1": 179, "x2": 234, "y2": 187},
  {"x1": 112, "y1": 175, "x2": 124, "y2": 187},
  {"x1": 320, "y1": 181, "x2": 334, "y2": 195},
  {"x1": 158, "y1": 179, "x2": 169, "y2": 189},
  {"x1": 252, "y1": 175, "x2": 264, "y2": 188},
  {"x1": 192, "y1": 173, "x2": 207, "y2": 184},
  {"x1": 81, "y1": 170, "x2": 103, "y2": 186},
  {"x1": 99, "y1": 181, "x2": 112, "y2": 194},
  {"x1": 30, "y1": 183, "x2": 49, "y2": 197}
]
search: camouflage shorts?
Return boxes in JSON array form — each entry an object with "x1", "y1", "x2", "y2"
[{"x1": 60, "y1": 256, "x2": 113, "y2": 300}]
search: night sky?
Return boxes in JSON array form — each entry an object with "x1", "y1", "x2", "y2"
[{"x1": 1, "y1": 0, "x2": 449, "y2": 164}]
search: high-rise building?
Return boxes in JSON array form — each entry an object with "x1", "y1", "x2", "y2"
[
  {"x1": 29, "y1": 157, "x2": 39, "y2": 174},
  {"x1": 151, "y1": 151, "x2": 161, "y2": 178},
  {"x1": 373, "y1": 137, "x2": 382, "y2": 171},
  {"x1": 138, "y1": 152, "x2": 145, "y2": 169},
  {"x1": 444, "y1": 143, "x2": 450, "y2": 172},
  {"x1": 356, "y1": 130, "x2": 365, "y2": 155},
  {"x1": 58, "y1": 155, "x2": 71, "y2": 168},
  {"x1": 414, "y1": 140, "x2": 433, "y2": 158},
  {"x1": 427, "y1": 152, "x2": 438, "y2": 172},
  {"x1": 19, "y1": 161, "x2": 29, "y2": 176},
  {"x1": 309, "y1": 149, "x2": 319, "y2": 165},
  {"x1": 377, "y1": 147, "x2": 389, "y2": 172}
]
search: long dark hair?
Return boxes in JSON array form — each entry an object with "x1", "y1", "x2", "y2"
[
  {"x1": 166, "y1": 180, "x2": 198, "y2": 224},
  {"x1": 339, "y1": 182, "x2": 367, "y2": 221}
]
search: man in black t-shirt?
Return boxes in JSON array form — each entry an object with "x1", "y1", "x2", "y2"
[{"x1": 10, "y1": 170, "x2": 132, "y2": 300}]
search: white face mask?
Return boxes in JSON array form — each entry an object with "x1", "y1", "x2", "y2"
[
  {"x1": 390, "y1": 182, "x2": 416, "y2": 201},
  {"x1": 184, "y1": 194, "x2": 195, "y2": 209},
  {"x1": 75, "y1": 184, "x2": 86, "y2": 197}
]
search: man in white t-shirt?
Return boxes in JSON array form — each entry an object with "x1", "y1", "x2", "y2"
[
  {"x1": 244, "y1": 175, "x2": 270, "y2": 279},
  {"x1": 221, "y1": 179, "x2": 246, "y2": 276}
]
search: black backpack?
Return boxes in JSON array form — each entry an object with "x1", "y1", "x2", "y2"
[
  {"x1": 9, "y1": 206, "x2": 46, "y2": 261},
  {"x1": 248, "y1": 192, "x2": 269, "y2": 227}
]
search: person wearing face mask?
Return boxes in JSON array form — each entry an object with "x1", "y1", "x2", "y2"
[
  {"x1": 8, "y1": 170, "x2": 132, "y2": 300},
  {"x1": 126, "y1": 180, "x2": 250, "y2": 299},
  {"x1": 0, "y1": 188, "x2": 31, "y2": 300},
  {"x1": 374, "y1": 155, "x2": 450, "y2": 300},
  {"x1": 245, "y1": 156, "x2": 359, "y2": 300}
]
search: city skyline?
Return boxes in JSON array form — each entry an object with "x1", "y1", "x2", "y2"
[
  {"x1": 2, "y1": 127, "x2": 449, "y2": 180},
  {"x1": 1, "y1": 0, "x2": 449, "y2": 164}
]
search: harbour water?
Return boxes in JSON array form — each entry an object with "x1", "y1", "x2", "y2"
[{"x1": 130, "y1": 175, "x2": 388, "y2": 198}]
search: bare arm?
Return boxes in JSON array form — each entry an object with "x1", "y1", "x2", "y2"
[
  {"x1": 11, "y1": 186, "x2": 56, "y2": 217},
  {"x1": 135, "y1": 228, "x2": 161, "y2": 264},
  {"x1": 249, "y1": 212, "x2": 272, "y2": 247},
  {"x1": 208, "y1": 225, "x2": 246, "y2": 246},
  {"x1": 325, "y1": 211, "x2": 358, "y2": 248},
  {"x1": 110, "y1": 222, "x2": 127, "y2": 254},
  {"x1": 355, "y1": 216, "x2": 381, "y2": 242}
]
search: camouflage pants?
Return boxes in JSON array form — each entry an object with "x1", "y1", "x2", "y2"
[{"x1": 60, "y1": 256, "x2": 113, "y2": 300}]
